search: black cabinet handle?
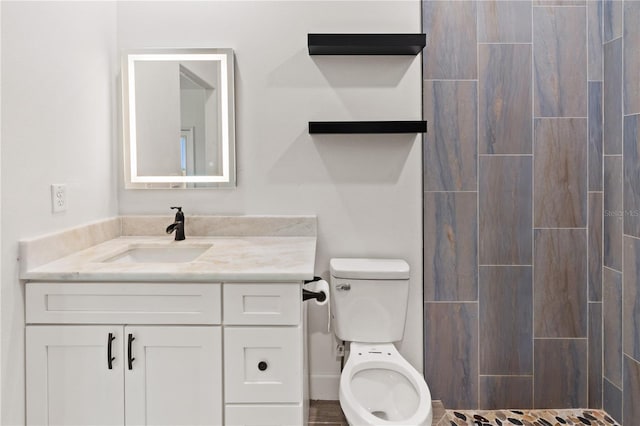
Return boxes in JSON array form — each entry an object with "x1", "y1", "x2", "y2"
[
  {"x1": 127, "y1": 333, "x2": 135, "y2": 370},
  {"x1": 258, "y1": 361, "x2": 268, "y2": 371},
  {"x1": 107, "y1": 333, "x2": 116, "y2": 370}
]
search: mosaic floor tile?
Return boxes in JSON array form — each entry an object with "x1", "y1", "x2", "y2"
[{"x1": 440, "y1": 409, "x2": 620, "y2": 426}]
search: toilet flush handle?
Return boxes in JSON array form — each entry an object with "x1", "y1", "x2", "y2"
[{"x1": 336, "y1": 283, "x2": 351, "y2": 291}]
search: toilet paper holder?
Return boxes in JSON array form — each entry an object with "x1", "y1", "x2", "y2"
[{"x1": 302, "y1": 276, "x2": 327, "y2": 302}]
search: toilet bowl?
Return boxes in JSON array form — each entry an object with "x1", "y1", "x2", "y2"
[
  {"x1": 329, "y1": 258, "x2": 432, "y2": 426},
  {"x1": 339, "y1": 343, "x2": 432, "y2": 426}
]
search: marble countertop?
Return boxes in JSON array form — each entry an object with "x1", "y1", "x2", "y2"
[{"x1": 20, "y1": 216, "x2": 317, "y2": 283}]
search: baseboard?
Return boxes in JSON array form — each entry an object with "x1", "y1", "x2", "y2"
[{"x1": 309, "y1": 374, "x2": 340, "y2": 400}]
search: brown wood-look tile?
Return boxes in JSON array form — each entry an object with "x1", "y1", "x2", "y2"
[
  {"x1": 604, "y1": 38, "x2": 622, "y2": 155},
  {"x1": 479, "y1": 156, "x2": 532, "y2": 265},
  {"x1": 624, "y1": 115, "x2": 640, "y2": 238},
  {"x1": 479, "y1": 376, "x2": 533, "y2": 410},
  {"x1": 479, "y1": 266, "x2": 533, "y2": 375},
  {"x1": 624, "y1": 2, "x2": 640, "y2": 115},
  {"x1": 603, "y1": 0, "x2": 623, "y2": 42},
  {"x1": 589, "y1": 82, "x2": 603, "y2": 191},
  {"x1": 588, "y1": 0, "x2": 603, "y2": 81},
  {"x1": 424, "y1": 302, "x2": 478, "y2": 409},
  {"x1": 623, "y1": 236, "x2": 640, "y2": 362},
  {"x1": 533, "y1": 6, "x2": 587, "y2": 117},
  {"x1": 431, "y1": 400, "x2": 446, "y2": 425},
  {"x1": 423, "y1": 1, "x2": 477, "y2": 80},
  {"x1": 604, "y1": 155, "x2": 622, "y2": 271},
  {"x1": 603, "y1": 267, "x2": 622, "y2": 387},
  {"x1": 534, "y1": 229, "x2": 587, "y2": 338},
  {"x1": 623, "y1": 356, "x2": 640, "y2": 426},
  {"x1": 534, "y1": 338, "x2": 588, "y2": 408},
  {"x1": 424, "y1": 192, "x2": 477, "y2": 301},
  {"x1": 589, "y1": 193, "x2": 603, "y2": 302},
  {"x1": 534, "y1": 119, "x2": 587, "y2": 227},
  {"x1": 603, "y1": 378, "x2": 622, "y2": 424},
  {"x1": 423, "y1": 81, "x2": 477, "y2": 191},
  {"x1": 308, "y1": 400, "x2": 347, "y2": 424},
  {"x1": 479, "y1": 44, "x2": 532, "y2": 155},
  {"x1": 478, "y1": 1, "x2": 532, "y2": 43},
  {"x1": 588, "y1": 302, "x2": 603, "y2": 408}
]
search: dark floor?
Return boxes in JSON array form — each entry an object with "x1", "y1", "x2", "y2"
[
  {"x1": 308, "y1": 400, "x2": 446, "y2": 425},
  {"x1": 308, "y1": 400, "x2": 347, "y2": 425}
]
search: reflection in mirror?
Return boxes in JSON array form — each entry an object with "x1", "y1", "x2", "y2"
[{"x1": 122, "y1": 48, "x2": 235, "y2": 188}]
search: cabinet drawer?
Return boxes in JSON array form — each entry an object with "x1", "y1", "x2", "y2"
[
  {"x1": 224, "y1": 326, "x2": 301, "y2": 403},
  {"x1": 225, "y1": 404, "x2": 302, "y2": 426},
  {"x1": 223, "y1": 283, "x2": 300, "y2": 325},
  {"x1": 26, "y1": 283, "x2": 221, "y2": 324}
]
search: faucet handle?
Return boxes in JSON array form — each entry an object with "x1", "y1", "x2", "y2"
[{"x1": 170, "y1": 206, "x2": 184, "y2": 223}]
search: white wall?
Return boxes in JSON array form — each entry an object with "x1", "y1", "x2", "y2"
[
  {"x1": 117, "y1": 0, "x2": 423, "y2": 398},
  {"x1": 1, "y1": 2, "x2": 118, "y2": 424}
]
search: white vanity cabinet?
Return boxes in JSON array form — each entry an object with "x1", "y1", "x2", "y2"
[
  {"x1": 25, "y1": 282, "x2": 223, "y2": 426},
  {"x1": 27, "y1": 325, "x2": 221, "y2": 426},
  {"x1": 222, "y1": 283, "x2": 306, "y2": 425},
  {"x1": 25, "y1": 281, "x2": 307, "y2": 426}
]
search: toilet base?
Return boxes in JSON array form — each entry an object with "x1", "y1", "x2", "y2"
[{"x1": 338, "y1": 343, "x2": 432, "y2": 426}]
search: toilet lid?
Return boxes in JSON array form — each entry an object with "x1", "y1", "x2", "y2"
[{"x1": 330, "y1": 258, "x2": 410, "y2": 280}]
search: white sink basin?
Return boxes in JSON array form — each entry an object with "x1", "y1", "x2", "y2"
[{"x1": 102, "y1": 245, "x2": 211, "y2": 263}]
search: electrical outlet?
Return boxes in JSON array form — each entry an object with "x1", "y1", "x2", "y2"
[{"x1": 51, "y1": 184, "x2": 67, "y2": 213}]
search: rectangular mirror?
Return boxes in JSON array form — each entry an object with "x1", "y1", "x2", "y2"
[{"x1": 122, "y1": 48, "x2": 236, "y2": 189}]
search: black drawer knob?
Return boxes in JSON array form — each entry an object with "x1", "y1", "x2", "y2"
[{"x1": 258, "y1": 361, "x2": 268, "y2": 371}]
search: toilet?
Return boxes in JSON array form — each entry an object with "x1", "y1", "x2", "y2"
[{"x1": 329, "y1": 258, "x2": 432, "y2": 426}]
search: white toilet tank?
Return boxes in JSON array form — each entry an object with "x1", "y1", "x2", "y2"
[{"x1": 329, "y1": 258, "x2": 410, "y2": 343}]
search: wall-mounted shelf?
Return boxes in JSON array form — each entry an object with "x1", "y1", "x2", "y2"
[
  {"x1": 307, "y1": 34, "x2": 426, "y2": 55},
  {"x1": 308, "y1": 121, "x2": 427, "y2": 134}
]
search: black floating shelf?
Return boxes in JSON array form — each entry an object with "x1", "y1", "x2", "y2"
[
  {"x1": 309, "y1": 121, "x2": 427, "y2": 134},
  {"x1": 308, "y1": 33, "x2": 426, "y2": 55}
]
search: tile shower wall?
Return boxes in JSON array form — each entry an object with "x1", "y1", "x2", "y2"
[{"x1": 422, "y1": 1, "x2": 636, "y2": 417}]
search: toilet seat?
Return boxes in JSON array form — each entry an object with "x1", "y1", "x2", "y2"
[{"x1": 339, "y1": 342, "x2": 432, "y2": 426}]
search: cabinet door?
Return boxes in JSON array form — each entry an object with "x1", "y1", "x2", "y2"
[
  {"x1": 124, "y1": 326, "x2": 222, "y2": 426},
  {"x1": 26, "y1": 325, "x2": 124, "y2": 426}
]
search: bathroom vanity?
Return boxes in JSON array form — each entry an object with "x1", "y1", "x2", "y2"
[{"x1": 20, "y1": 216, "x2": 317, "y2": 426}]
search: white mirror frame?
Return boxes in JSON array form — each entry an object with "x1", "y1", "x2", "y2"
[{"x1": 122, "y1": 48, "x2": 236, "y2": 189}]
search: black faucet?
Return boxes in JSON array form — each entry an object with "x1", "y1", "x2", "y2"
[{"x1": 166, "y1": 206, "x2": 185, "y2": 241}]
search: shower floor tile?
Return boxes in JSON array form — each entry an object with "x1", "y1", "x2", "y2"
[{"x1": 441, "y1": 409, "x2": 620, "y2": 426}]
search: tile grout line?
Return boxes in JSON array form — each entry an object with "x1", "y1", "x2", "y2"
[
  {"x1": 600, "y1": 0, "x2": 605, "y2": 411},
  {"x1": 603, "y1": 265, "x2": 623, "y2": 273},
  {"x1": 534, "y1": 227, "x2": 588, "y2": 229},
  {"x1": 586, "y1": 1, "x2": 591, "y2": 409},
  {"x1": 534, "y1": 116, "x2": 589, "y2": 119},
  {"x1": 424, "y1": 190, "x2": 478, "y2": 193},
  {"x1": 476, "y1": 0, "x2": 480, "y2": 410},
  {"x1": 478, "y1": 42, "x2": 533, "y2": 45},
  {"x1": 478, "y1": 154, "x2": 534, "y2": 157},
  {"x1": 620, "y1": 0, "x2": 625, "y2": 420},
  {"x1": 478, "y1": 264, "x2": 533, "y2": 267},
  {"x1": 604, "y1": 35, "x2": 623, "y2": 46},
  {"x1": 531, "y1": 0, "x2": 536, "y2": 407},
  {"x1": 533, "y1": 337, "x2": 589, "y2": 340},
  {"x1": 623, "y1": 233, "x2": 640, "y2": 241},
  {"x1": 604, "y1": 375, "x2": 623, "y2": 392}
]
